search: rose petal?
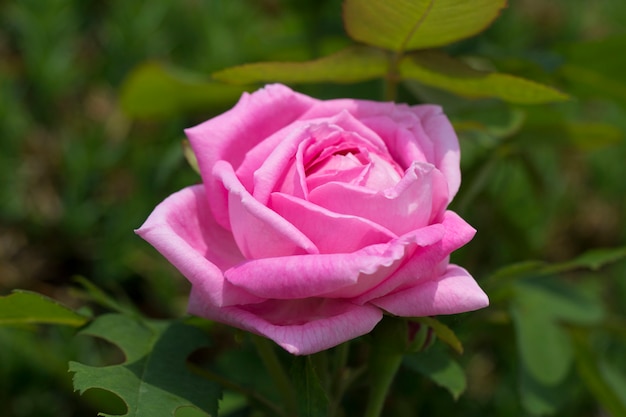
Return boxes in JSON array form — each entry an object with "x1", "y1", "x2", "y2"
[
  {"x1": 135, "y1": 185, "x2": 263, "y2": 307},
  {"x1": 251, "y1": 110, "x2": 395, "y2": 205},
  {"x1": 370, "y1": 265, "x2": 489, "y2": 316},
  {"x1": 411, "y1": 105, "x2": 461, "y2": 200},
  {"x1": 354, "y1": 210, "x2": 476, "y2": 304},
  {"x1": 302, "y1": 100, "x2": 461, "y2": 202},
  {"x1": 214, "y1": 161, "x2": 319, "y2": 259},
  {"x1": 188, "y1": 291, "x2": 383, "y2": 355},
  {"x1": 224, "y1": 223, "x2": 445, "y2": 300},
  {"x1": 269, "y1": 192, "x2": 397, "y2": 254},
  {"x1": 185, "y1": 84, "x2": 318, "y2": 229},
  {"x1": 308, "y1": 161, "x2": 449, "y2": 236}
]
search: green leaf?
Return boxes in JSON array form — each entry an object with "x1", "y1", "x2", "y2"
[
  {"x1": 510, "y1": 294, "x2": 573, "y2": 385},
  {"x1": 212, "y1": 46, "x2": 387, "y2": 85},
  {"x1": 291, "y1": 356, "x2": 329, "y2": 417},
  {"x1": 571, "y1": 328, "x2": 626, "y2": 417},
  {"x1": 517, "y1": 122, "x2": 623, "y2": 150},
  {"x1": 545, "y1": 246, "x2": 626, "y2": 274},
  {"x1": 343, "y1": 0, "x2": 507, "y2": 51},
  {"x1": 411, "y1": 316, "x2": 463, "y2": 354},
  {"x1": 518, "y1": 360, "x2": 566, "y2": 416},
  {"x1": 514, "y1": 280, "x2": 604, "y2": 326},
  {"x1": 400, "y1": 51, "x2": 569, "y2": 104},
  {"x1": 0, "y1": 290, "x2": 89, "y2": 327},
  {"x1": 69, "y1": 314, "x2": 219, "y2": 417},
  {"x1": 182, "y1": 140, "x2": 200, "y2": 174},
  {"x1": 120, "y1": 62, "x2": 247, "y2": 118},
  {"x1": 558, "y1": 35, "x2": 626, "y2": 104},
  {"x1": 404, "y1": 348, "x2": 467, "y2": 400}
]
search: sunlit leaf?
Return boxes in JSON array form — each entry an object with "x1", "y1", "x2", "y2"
[
  {"x1": 0, "y1": 290, "x2": 89, "y2": 327},
  {"x1": 182, "y1": 140, "x2": 200, "y2": 174},
  {"x1": 212, "y1": 46, "x2": 387, "y2": 85},
  {"x1": 400, "y1": 51, "x2": 569, "y2": 103},
  {"x1": 120, "y1": 62, "x2": 247, "y2": 118},
  {"x1": 404, "y1": 348, "x2": 466, "y2": 400},
  {"x1": 69, "y1": 314, "x2": 219, "y2": 417},
  {"x1": 343, "y1": 0, "x2": 507, "y2": 51}
]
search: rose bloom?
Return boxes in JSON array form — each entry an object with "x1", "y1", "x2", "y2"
[{"x1": 137, "y1": 84, "x2": 488, "y2": 355}]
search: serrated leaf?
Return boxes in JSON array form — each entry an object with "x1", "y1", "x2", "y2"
[
  {"x1": 212, "y1": 46, "x2": 387, "y2": 85},
  {"x1": 411, "y1": 316, "x2": 463, "y2": 354},
  {"x1": 343, "y1": 0, "x2": 506, "y2": 51},
  {"x1": 291, "y1": 356, "x2": 329, "y2": 417},
  {"x1": 120, "y1": 62, "x2": 247, "y2": 118},
  {"x1": 69, "y1": 314, "x2": 219, "y2": 417},
  {"x1": 404, "y1": 348, "x2": 466, "y2": 400},
  {"x1": 400, "y1": 51, "x2": 569, "y2": 103},
  {"x1": 0, "y1": 290, "x2": 89, "y2": 326}
]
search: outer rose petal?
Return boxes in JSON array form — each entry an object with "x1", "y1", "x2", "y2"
[
  {"x1": 355, "y1": 210, "x2": 476, "y2": 304},
  {"x1": 214, "y1": 161, "x2": 318, "y2": 259},
  {"x1": 370, "y1": 265, "x2": 489, "y2": 316},
  {"x1": 224, "y1": 223, "x2": 445, "y2": 300},
  {"x1": 185, "y1": 84, "x2": 318, "y2": 229},
  {"x1": 134, "y1": 185, "x2": 263, "y2": 307},
  {"x1": 188, "y1": 291, "x2": 383, "y2": 355}
]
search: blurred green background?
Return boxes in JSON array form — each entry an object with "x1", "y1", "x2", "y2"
[{"x1": 1, "y1": 0, "x2": 626, "y2": 416}]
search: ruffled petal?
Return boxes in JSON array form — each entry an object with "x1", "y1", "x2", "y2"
[
  {"x1": 269, "y1": 192, "x2": 397, "y2": 254},
  {"x1": 410, "y1": 105, "x2": 461, "y2": 200},
  {"x1": 224, "y1": 223, "x2": 445, "y2": 300},
  {"x1": 369, "y1": 265, "x2": 489, "y2": 316},
  {"x1": 354, "y1": 210, "x2": 476, "y2": 304},
  {"x1": 185, "y1": 84, "x2": 318, "y2": 229},
  {"x1": 214, "y1": 161, "x2": 319, "y2": 259},
  {"x1": 308, "y1": 162, "x2": 449, "y2": 236},
  {"x1": 188, "y1": 291, "x2": 383, "y2": 355},
  {"x1": 135, "y1": 185, "x2": 263, "y2": 307}
]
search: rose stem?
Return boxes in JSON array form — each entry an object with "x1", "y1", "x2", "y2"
[{"x1": 251, "y1": 335, "x2": 298, "y2": 416}]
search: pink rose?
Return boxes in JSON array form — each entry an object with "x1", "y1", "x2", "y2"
[{"x1": 137, "y1": 84, "x2": 488, "y2": 355}]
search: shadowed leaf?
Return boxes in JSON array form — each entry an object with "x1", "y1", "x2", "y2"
[
  {"x1": 69, "y1": 314, "x2": 219, "y2": 417},
  {"x1": 120, "y1": 62, "x2": 247, "y2": 118}
]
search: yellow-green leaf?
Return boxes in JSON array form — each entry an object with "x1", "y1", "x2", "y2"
[
  {"x1": 412, "y1": 316, "x2": 463, "y2": 354},
  {"x1": 120, "y1": 62, "x2": 247, "y2": 118},
  {"x1": 400, "y1": 50, "x2": 569, "y2": 104},
  {"x1": 212, "y1": 46, "x2": 388, "y2": 85},
  {"x1": 0, "y1": 290, "x2": 89, "y2": 327},
  {"x1": 343, "y1": 0, "x2": 507, "y2": 52}
]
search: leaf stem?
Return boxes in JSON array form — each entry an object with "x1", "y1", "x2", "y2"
[{"x1": 252, "y1": 335, "x2": 298, "y2": 416}]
